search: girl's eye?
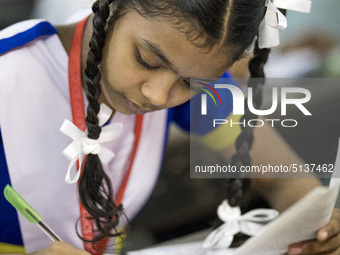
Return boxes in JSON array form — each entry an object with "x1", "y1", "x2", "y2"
[{"x1": 135, "y1": 49, "x2": 160, "y2": 71}]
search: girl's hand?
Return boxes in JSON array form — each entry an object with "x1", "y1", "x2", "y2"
[
  {"x1": 28, "y1": 242, "x2": 90, "y2": 255},
  {"x1": 286, "y1": 208, "x2": 340, "y2": 255}
]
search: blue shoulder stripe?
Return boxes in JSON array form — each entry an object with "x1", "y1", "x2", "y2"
[{"x1": 0, "y1": 21, "x2": 57, "y2": 54}]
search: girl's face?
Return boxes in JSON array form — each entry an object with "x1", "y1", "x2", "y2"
[{"x1": 100, "y1": 11, "x2": 234, "y2": 115}]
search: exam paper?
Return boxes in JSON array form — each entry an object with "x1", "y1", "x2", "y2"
[
  {"x1": 129, "y1": 140, "x2": 340, "y2": 255},
  {"x1": 233, "y1": 183, "x2": 339, "y2": 255}
]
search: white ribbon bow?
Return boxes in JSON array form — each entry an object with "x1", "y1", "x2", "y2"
[
  {"x1": 258, "y1": 0, "x2": 312, "y2": 49},
  {"x1": 60, "y1": 103, "x2": 123, "y2": 184},
  {"x1": 203, "y1": 200, "x2": 278, "y2": 249}
]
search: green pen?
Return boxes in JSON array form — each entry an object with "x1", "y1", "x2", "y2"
[{"x1": 3, "y1": 184, "x2": 62, "y2": 242}]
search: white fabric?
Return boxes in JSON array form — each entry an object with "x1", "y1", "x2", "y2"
[
  {"x1": 60, "y1": 104, "x2": 123, "y2": 184},
  {"x1": 0, "y1": 19, "x2": 45, "y2": 39},
  {"x1": 258, "y1": 0, "x2": 312, "y2": 49},
  {"x1": 0, "y1": 20, "x2": 167, "y2": 252},
  {"x1": 203, "y1": 200, "x2": 278, "y2": 249}
]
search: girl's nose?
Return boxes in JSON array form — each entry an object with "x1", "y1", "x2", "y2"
[{"x1": 141, "y1": 73, "x2": 178, "y2": 107}]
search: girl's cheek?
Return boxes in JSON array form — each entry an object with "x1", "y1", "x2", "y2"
[{"x1": 170, "y1": 86, "x2": 191, "y2": 106}]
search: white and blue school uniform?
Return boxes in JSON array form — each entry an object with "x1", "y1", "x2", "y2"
[{"x1": 0, "y1": 20, "x2": 237, "y2": 253}]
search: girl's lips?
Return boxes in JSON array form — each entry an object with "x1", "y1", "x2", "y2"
[{"x1": 124, "y1": 98, "x2": 150, "y2": 115}]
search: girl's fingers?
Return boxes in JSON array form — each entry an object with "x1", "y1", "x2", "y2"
[
  {"x1": 287, "y1": 232, "x2": 340, "y2": 254},
  {"x1": 318, "y1": 209, "x2": 340, "y2": 242}
]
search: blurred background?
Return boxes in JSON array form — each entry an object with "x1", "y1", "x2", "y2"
[{"x1": 1, "y1": 0, "x2": 339, "y2": 252}]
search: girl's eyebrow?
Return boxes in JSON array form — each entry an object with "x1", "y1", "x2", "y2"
[{"x1": 141, "y1": 39, "x2": 179, "y2": 75}]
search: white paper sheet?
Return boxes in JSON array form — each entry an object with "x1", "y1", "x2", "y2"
[{"x1": 233, "y1": 184, "x2": 339, "y2": 255}]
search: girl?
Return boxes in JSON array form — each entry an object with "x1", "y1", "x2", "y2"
[{"x1": 0, "y1": 0, "x2": 339, "y2": 254}]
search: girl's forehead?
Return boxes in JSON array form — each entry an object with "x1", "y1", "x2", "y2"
[{"x1": 118, "y1": 12, "x2": 233, "y2": 78}]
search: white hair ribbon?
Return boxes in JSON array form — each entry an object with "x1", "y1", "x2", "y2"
[
  {"x1": 60, "y1": 103, "x2": 123, "y2": 184},
  {"x1": 203, "y1": 200, "x2": 278, "y2": 249},
  {"x1": 258, "y1": 0, "x2": 312, "y2": 49}
]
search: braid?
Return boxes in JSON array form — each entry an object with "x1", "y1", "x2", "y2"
[
  {"x1": 226, "y1": 8, "x2": 287, "y2": 208},
  {"x1": 78, "y1": 0, "x2": 124, "y2": 244},
  {"x1": 227, "y1": 42, "x2": 271, "y2": 207}
]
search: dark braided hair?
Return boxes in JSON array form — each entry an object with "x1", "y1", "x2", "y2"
[
  {"x1": 226, "y1": 9, "x2": 287, "y2": 209},
  {"x1": 79, "y1": 0, "x2": 123, "y2": 244},
  {"x1": 78, "y1": 0, "x2": 272, "y2": 246},
  {"x1": 226, "y1": 44, "x2": 271, "y2": 208}
]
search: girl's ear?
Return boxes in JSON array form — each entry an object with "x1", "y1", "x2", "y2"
[{"x1": 240, "y1": 37, "x2": 256, "y2": 59}]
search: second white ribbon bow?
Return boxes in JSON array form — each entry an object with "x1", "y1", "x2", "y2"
[
  {"x1": 258, "y1": 0, "x2": 312, "y2": 49},
  {"x1": 203, "y1": 200, "x2": 278, "y2": 249},
  {"x1": 60, "y1": 103, "x2": 123, "y2": 184}
]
